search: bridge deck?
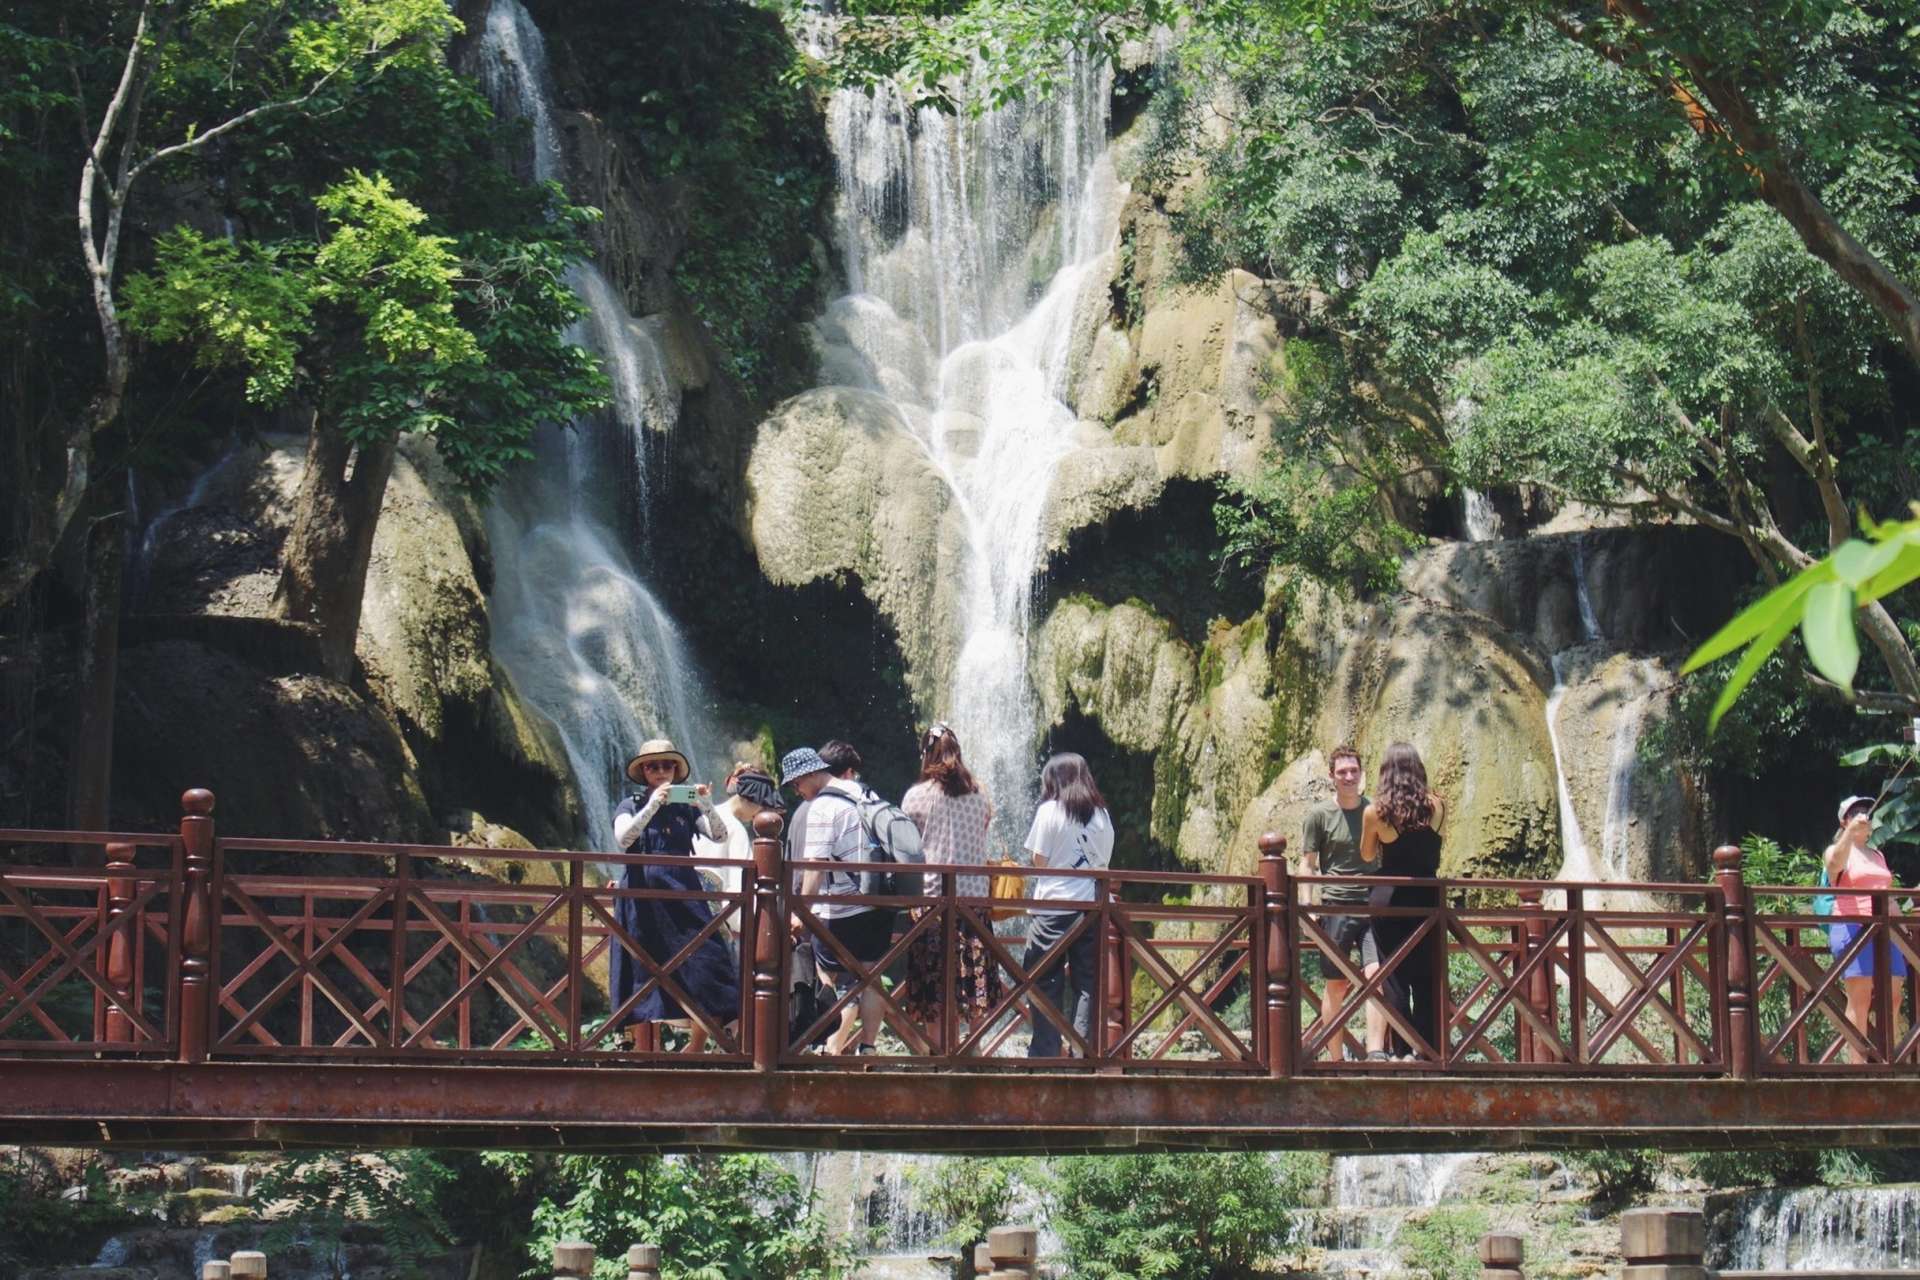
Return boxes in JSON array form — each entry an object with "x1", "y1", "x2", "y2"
[{"x1": 3, "y1": 793, "x2": 1916, "y2": 1153}]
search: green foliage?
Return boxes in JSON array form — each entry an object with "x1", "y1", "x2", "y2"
[
  {"x1": 1042, "y1": 1152, "x2": 1323, "y2": 1279},
  {"x1": 906, "y1": 1157, "x2": 1030, "y2": 1256},
  {"x1": 1684, "y1": 516, "x2": 1920, "y2": 728},
  {"x1": 1839, "y1": 741, "x2": 1920, "y2": 849},
  {"x1": 0, "y1": 1163, "x2": 150, "y2": 1273},
  {"x1": 1737, "y1": 834, "x2": 1822, "y2": 892},
  {"x1": 528, "y1": 0, "x2": 832, "y2": 399},
  {"x1": 513, "y1": 1154, "x2": 854, "y2": 1280},
  {"x1": 1395, "y1": 1206, "x2": 1491, "y2": 1280},
  {"x1": 1215, "y1": 458, "x2": 1420, "y2": 602},
  {"x1": 252, "y1": 1151, "x2": 457, "y2": 1278},
  {"x1": 1560, "y1": 1148, "x2": 1661, "y2": 1207}
]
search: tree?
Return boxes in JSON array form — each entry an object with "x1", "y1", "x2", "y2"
[
  {"x1": 124, "y1": 169, "x2": 607, "y2": 674},
  {"x1": 0, "y1": 0, "x2": 458, "y2": 611}
]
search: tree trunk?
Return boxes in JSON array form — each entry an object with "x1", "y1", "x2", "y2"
[
  {"x1": 274, "y1": 419, "x2": 398, "y2": 681},
  {"x1": 67, "y1": 490, "x2": 126, "y2": 857}
]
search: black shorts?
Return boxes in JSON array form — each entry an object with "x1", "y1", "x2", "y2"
[
  {"x1": 812, "y1": 909, "x2": 896, "y2": 982},
  {"x1": 1319, "y1": 911, "x2": 1370, "y2": 963}
]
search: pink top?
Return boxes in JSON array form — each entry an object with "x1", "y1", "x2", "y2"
[
  {"x1": 902, "y1": 781, "x2": 992, "y2": 899},
  {"x1": 1834, "y1": 843, "x2": 1897, "y2": 918}
]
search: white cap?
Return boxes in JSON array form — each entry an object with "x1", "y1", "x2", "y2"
[{"x1": 1838, "y1": 795, "x2": 1876, "y2": 823}]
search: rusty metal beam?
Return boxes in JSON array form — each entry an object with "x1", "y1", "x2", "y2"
[{"x1": 8, "y1": 1059, "x2": 1920, "y2": 1154}]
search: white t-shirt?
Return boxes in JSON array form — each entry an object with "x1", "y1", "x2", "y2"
[
  {"x1": 1023, "y1": 801, "x2": 1114, "y2": 904},
  {"x1": 691, "y1": 803, "x2": 755, "y2": 896},
  {"x1": 803, "y1": 778, "x2": 872, "y2": 919}
]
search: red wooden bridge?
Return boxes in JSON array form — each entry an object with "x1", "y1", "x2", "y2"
[{"x1": 2, "y1": 789, "x2": 1916, "y2": 1153}]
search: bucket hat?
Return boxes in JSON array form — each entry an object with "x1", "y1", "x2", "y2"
[
  {"x1": 779, "y1": 746, "x2": 831, "y2": 787},
  {"x1": 625, "y1": 739, "x2": 690, "y2": 784},
  {"x1": 1838, "y1": 794, "x2": 1876, "y2": 823}
]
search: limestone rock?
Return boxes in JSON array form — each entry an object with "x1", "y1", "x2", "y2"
[{"x1": 744, "y1": 386, "x2": 966, "y2": 705}]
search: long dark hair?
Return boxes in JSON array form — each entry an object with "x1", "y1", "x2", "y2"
[
  {"x1": 920, "y1": 723, "x2": 980, "y2": 798},
  {"x1": 1375, "y1": 741, "x2": 1435, "y2": 832},
  {"x1": 1039, "y1": 752, "x2": 1106, "y2": 826}
]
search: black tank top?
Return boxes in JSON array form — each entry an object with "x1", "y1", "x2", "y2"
[{"x1": 1382, "y1": 825, "x2": 1442, "y2": 906}]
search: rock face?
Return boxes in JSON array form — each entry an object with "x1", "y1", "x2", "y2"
[{"x1": 127, "y1": 434, "x2": 577, "y2": 845}]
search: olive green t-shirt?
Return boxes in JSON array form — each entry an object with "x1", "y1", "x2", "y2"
[{"x1": 1303, "y1": 797, "x2": 1371, "y2": 905}]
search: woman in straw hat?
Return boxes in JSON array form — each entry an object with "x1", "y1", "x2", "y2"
[{"x1": 608, "y1": 739, "x2": 740, "y2": 1052}]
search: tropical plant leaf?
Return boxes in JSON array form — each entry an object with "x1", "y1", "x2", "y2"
[
  {"x1": 1707, "y1": 599, "x2": 1802, "y2": 732},
  {"x1": 1682, "y1": 563, "x2": 1830, "y2": 675},
  {"x1": 1801, "y1": 579, "x2": 1861, "y2": 692}
]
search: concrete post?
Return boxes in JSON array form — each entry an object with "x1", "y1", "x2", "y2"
[
  {"x1": 987, "y1": 1224, "x2": 1039, "y2": 1279},
  {"x1": 974, "y1": 1241, "x2": 993, "y2": 1276},
  {"x1": 201, "y1": 1264, "x2": 232, "y2": 1280},
  {"x1": 1620, "y1": 1207, "x2": 1708, "y2": 1280},
  {"x1": 1478, "y1": 1231, "x2": 1524, "y2": 1280},
  {"x1": 553, "y1": 1241, "x2": 596, "y2": 1279},
  {"x1": 627, "y1": 1243, "x2": 662, "y2": 1279},
  {"x1": 228, "y1": 1253, "x2": 266, "y2": 1279}
]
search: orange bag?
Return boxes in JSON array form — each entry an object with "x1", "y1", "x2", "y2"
[{"x1": 989, "y1": 857, "x2": 1027, "y2": 921}]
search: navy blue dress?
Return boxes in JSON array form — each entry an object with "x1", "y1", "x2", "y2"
[{"x1": 609, "y1": 797, "x2": 741, "y2": 1026}]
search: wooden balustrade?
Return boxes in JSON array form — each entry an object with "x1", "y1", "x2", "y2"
[{"x1": 1, "y1": 797, "x2": 1916, "y2": 1080}]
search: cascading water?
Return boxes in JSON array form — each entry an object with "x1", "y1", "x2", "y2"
[
  {"x1": 1722, "y1": 1186, "x2": 1920, "y2": 1271},
  {"x1": 471, "y1": 0, "x2": 722, "y2": 845},
  {"x1": 811, "y1": 32, "x2": 1122, "y2": 838},
  {"x1": 1547, "y1": 539, "x2": 1603, "y2": 886}
]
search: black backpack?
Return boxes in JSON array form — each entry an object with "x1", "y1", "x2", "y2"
[{"x1": 817, "y1": 786, "x2": 925, "y2": 898}]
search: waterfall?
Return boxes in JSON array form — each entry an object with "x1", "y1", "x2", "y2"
[
  {"x1": 1723, "y1": 1186, "x2": 1920, "y2": 1270},
  {"x1": 1548, "y1": 538, "x2": 1603, "y2": 885},
  {"x1": 812, "y1": 34, "x2": 1122, "y2": 837},
  {"x1": 472, "y1": 0, "x2": 723, "y2": 846},
  {"x1": 1463, "y1": 488, "x2": 1503, "y2": 541}
]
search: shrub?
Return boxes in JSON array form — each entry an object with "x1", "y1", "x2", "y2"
[
  {"x1": 1396, "y1": 1206, "x2": 1491, "y2": 1280},
  {"x1": 1043, "y1": 1152, "x2": 1323, "y2": 1279},
  {"x1": 1562, "y1": 1148, "x2": 1661, "y2": 1206}
]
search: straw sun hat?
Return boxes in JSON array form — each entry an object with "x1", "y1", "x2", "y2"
[{"x1": 625, "y1": 739, "x2": 690, "y2": 784}]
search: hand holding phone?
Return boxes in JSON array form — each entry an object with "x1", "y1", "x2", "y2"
[{"x1": 666, "y1": 783, "x2": 702, "y2": 805}]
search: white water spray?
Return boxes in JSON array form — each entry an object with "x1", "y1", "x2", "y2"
[{"x1": 814, "y1": 39, "x2": 1122, "y2": 836}]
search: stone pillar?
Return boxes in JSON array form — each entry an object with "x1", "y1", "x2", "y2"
[
  {"x1": 974, "y1": 1241, "x2": 993, "y2": 1277},
  {"x1": 228, "y1": 1253, "x2": 266, "y2": 1279},
  {"x1": 626, "y1": 1243, "x2": 662, "y2": 1279},
  {"x1": 750, "y1": 809, "x2": 786, "y2": 1071},
  {"x1": 1478, "y1": 1231, "x2": 1524, "y2": 1280},
  {"x1": 202, "y1": 1263, "x2": 232, "y2": 1280},
  {"x1": 552, "y1": 1241, "x2": 595, "y2": 1279},
  {"x1": 987, "y1": 1225, "x2": 1039, "y2": 1279},
  {"x1": 1259, "y1": 833, "x2": 1295, "y2": 1077},
  {"x1": 1620, "y1": 1207, "x2": 1708, "y2": 1280}
]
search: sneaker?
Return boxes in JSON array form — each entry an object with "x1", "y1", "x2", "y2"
[{"x1": 1366, "y1": 1049, "x2": 1393, "y2": 1061}]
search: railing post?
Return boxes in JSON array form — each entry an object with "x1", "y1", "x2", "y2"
[
  {"x1": 553, "y1": 1241, "x2": 595, "y2": 1279},
  {"x1": 101, "y1": 841, "x2": 137, "y2": 1044},
  {"x1": 1102, "y1": 875, "x2": 1126, "y2": 1068},
  {"x1": 626, "y1": 1243, "x2": 662, "y2": 1280},
  {"x1": 229, "y1": 1251, "x2": 267, "y2": 1279},
  {"x1": 987, "y1": 1225, "x2": 1039, "y2": 1279},
  {"x1": 1712, "y1": 845, "x2": 1755, "y2": 1079},
  {"x1": 1874, "y1": 889, "x2": 1895, "y2": 1062},
  {"x1": 750, "y1": 810, "x2": 786, "y2": 1072},
  {"x1": 1478, "y1": 1231, "x2": 1524, "y2": 1280},
  {"x1": 1520, "y1": 888, "x2": 1552, "y2": 1064},
  {"x1": 1620, "y1": 1207, "x2": 1707, "y2": 1280},
  {"x1": 178, "y1": 788, "x2": 215, "y2": 1064},
  {"x1": 202, "y1": 1262, "x2": 231, "y2": 1280},
  {"x1": 1259, "y1": 833, "x2": 1294, "y2": 1078}
]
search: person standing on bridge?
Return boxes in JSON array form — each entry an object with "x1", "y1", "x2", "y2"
[
  {"x1": 1022, "y1": 753, "x2": 1114, "y2": 1058},
  {"x1": 900, "y1": 722, "x2": 1002, "y2": 1053},
  {"x1": 610, "y1": 740, "x2": 741, "y2": 1054},
  {"x1": 1359, "y1": 742, "x2": 1447, "y2": 1062},
  {"x1": 1301, "y1": 744, "x2": 1383, "y2": 1060},
  {"x1": 1825, "y1": 794, "x2": 1907, "y2": 1057}
]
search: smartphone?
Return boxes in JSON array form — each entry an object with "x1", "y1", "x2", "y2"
[{"x1": 665, "y1": 783, "x2": 702, "y2": 805}]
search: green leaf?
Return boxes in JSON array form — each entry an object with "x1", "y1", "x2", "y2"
[
  {"x1": 1800, "y1": 579, "x2": 1860, "y2": 692},
  {"x1": 1830, "y1": 538, "x2": 1899, "y2": 589},
  {"x1": 1859, "y1": 537, "x2": 1920, "y2": 606},
  {"x1": 1681, "y1": 563, "x2": 1828, "y2": 675},
  {"x1": 1706, "y1": 600, "x2": 1801, "y2": 732}
]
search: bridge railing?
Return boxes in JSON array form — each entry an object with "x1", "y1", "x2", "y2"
[{"x1": 5, "y1": 789, "x2": 1915, "y2": 1078}]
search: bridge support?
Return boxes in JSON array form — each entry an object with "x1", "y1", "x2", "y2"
[
  {"x1": 987, "y1": 1225, "x2": 1039, "y2": 1279},
  {"x1": 1620, "y1": 1208, "x2": 1707, "y2": 1280},
  {"x1": 626, "y1": 1244, "x2": 661, "y2": 1280},
  {"x1": 552, "y1": 1241, "x2": 595, "y2": 1278},
  {"x1": 202, "y1": 1263, "x2": 231, "y2": 1280},
  {"x1": 1479, "y1": 1232, "x2": 1524, "y2": 1280},
  {"x1": 229, "y1": 1252, "x2": 266, "y2": 1279}
]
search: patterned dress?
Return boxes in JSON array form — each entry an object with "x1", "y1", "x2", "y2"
[{"x1": 900, "y1": 783, "x2": 1004, "y2": 1025}]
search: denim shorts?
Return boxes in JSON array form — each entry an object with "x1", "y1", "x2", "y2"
[{"x1": 1829, "y1": 920, "x2": 1910, "y2": 980}]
